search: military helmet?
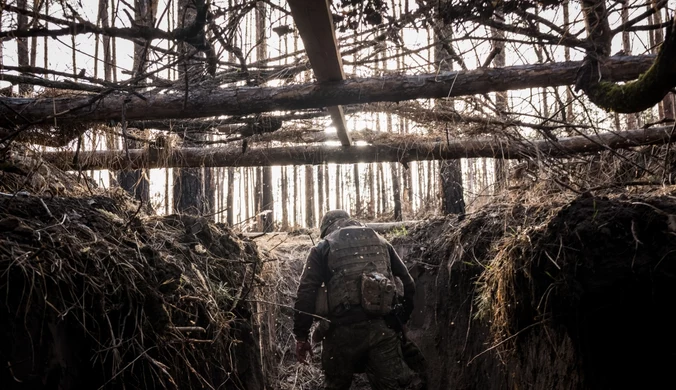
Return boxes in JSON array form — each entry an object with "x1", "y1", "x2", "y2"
[{"x1": 320, "y1": 209, "x2": 350, "y2": 238}]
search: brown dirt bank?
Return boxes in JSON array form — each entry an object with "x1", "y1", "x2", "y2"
[
  {"x1": 0, "y1": 157, "x2": 266, "y2": 389},
  {"x1": 394, "y1": 191, "x2": 676, "y2": 389}
]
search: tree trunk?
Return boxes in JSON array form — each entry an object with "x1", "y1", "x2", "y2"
[
  {"x1": 390, "y1": 162, "x2": 402, "y2": 221},
  {"x1": 341, "y1": 167, "x2": 346, "y2": 212},
  {"x1": 262, "y1": 166, "x2": 273, "y2": 232},
  {"x1": 305, "y1": 165, "x2": 315, "y2": 228},
  {"x1": 379, "y1": 164, "x2": 387, "y2": 215},
  {"x1": 353, "y1": 164, "x2": 361, "y2": 217},
  {"x1": 243, "y1": 168, "x2": 250, "y2": 225},
  {"x1": 335, "y1": 165, "x2": 342, "y2": 210},
  {"x1": 99, "y1": 0, "x2": 117, "y2": 187},
  {"x1": 173, "y1": 166, "x2": 203, "y2": 215},
  {"x1": 425, "y1": 161, "x2": 432, "y2": 210},
  {"x1": 368, "y1": 163, "x2": 376, "y2": 219},
  {"x1": 293, "y1": 166, "x2": 298, "y2": 228},
  {"x1": 29, "y1": 0, "x2": 38, "y2": 68},
  {"x1": 173, "y1": 0, "x2": 204, "y2": 215},
  {"x1": 654, "y1": 7, "x2": 675, "y2": 120},
  {"x1": 204, "y1": 163, "x2": 215, "y2": 219},
  {"x1": 492, "y1": 10, "x2": 509, "y2": 191},
  {"x1": 227, "y1": 168, "x2": 235, "y2": 225},
  {"x1": 403, "y1": 118, "x2": 414, "y2": 217},
  {"x1": 317, "y1": 164, "x2": 324, "y2": 219},
  {"x1": 254, "y1": 167, "x2": 262, "y2": 230},
  {"x1": 417, "y1": 161, "x2": 423, "y2": 212},
  {"x1": 0, "y1": 56, "x2": 656, "y2": 135},
  {"x1": 118, "y1": 164, "x2": 151, "y2": 207},
  {"x1": 118, "y1": 0, "x2": 156, "y2": 206},
  {"x1": 435, "y1": 8, "x2": 465, "y2": 215},
  {"x1": 16, "y1": 0, "x2": 31, "y2": 95},
  {"x1": 440, "y1": 159, "x2": 465, "y2": 214},
  {"x1": 323, "y1": 164, "x2": 330, "y2": 213},
  {"x1": 621, "y1": 1, "x2": 638, "y2": 129},
  {"x1": 256, "y1": 2, "x2": 272, "y2": 231},
  {"x1": 215, "y1": 167, "x2": 222, "y2": 219},
  {"x1": 281, "y1": 167, "x2": 289, "y2": 231}
]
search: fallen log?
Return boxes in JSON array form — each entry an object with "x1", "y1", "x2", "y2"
[
  {"x1": 0, "y1": 55, "x2": 654, "y2": 130},
  {"x1": 39, "y1": 125, "x2": 676, "y2": 170}
]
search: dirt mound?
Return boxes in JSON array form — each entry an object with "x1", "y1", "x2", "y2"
[
  {"x1": 0, "y1": 148, "x2": 98, "y2": 197},
  {"x1": 482, "y1": 193, "x2": 676, "y2": 389},
  {"x1": 396, "y1": 190, "x2": 676, "y2": 389},
  {"x1": 393, "y1": 204, "x2": 544, "y2": 390},
  {"x1": 0, "y1": 173, "x2": 265, "y2": 389}
]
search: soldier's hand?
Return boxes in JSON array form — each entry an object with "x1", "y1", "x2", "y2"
[{"x1": 296, "y1": 340, "x2": 313, "y2": 364}]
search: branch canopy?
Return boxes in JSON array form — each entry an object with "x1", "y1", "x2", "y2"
[
  {"x1": 0, "y1": 55, "x2": 654, "y2": 130},
  {"x1": 40, "y1": 125, "x2": 676, "y2": 170}
]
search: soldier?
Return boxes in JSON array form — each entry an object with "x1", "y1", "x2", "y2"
[{"x1": 293, "y1": 210, "x2": 418, "y2": 389}]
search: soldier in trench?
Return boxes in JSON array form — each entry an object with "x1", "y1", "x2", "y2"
[{"x1": 293, "y1": 210, "x2": 426, "y2": 389}]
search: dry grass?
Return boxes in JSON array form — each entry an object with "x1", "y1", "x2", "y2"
[
  {"x1": 252, "y1": 233, "x2": 324, "y2": 390},
  {"x1": 0, "y1": 152, "x2": 264, "y2": 389}
]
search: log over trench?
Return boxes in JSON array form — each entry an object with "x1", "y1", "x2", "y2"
[
  {"x1": 0, "y1": 55, "x2": 655, "y2": 129},
  {"x1": 40, "y1": 125, "x2": 676, "y2": 170}
]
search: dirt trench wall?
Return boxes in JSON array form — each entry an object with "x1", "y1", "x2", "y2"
[
  {"x1": 0, "y1": 185, "x2": 266, "y2": 389},
  {"x1": 393, "y1": 193, "x2": 676, "y2": 390},
  {"x1": 393, "y1": 216, "x2": 510, "y2": 390}
]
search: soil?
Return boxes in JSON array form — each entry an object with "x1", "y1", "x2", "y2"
[
  {"x1": 0, "y1": 160, "x2": 267, "y2": 389},
  {"x1": 393, "y1": 191, "x2": 676, "y2": 389},
  {"x1": 6, "y1": 150, "x2": 676, "y2": 390},
  {"x1": 525, "y1": 194, "x2": 676, "y2": 389}
]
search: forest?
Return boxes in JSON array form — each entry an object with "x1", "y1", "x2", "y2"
[{"x1": 1, "y1": 0, "x2": 676, "y2": 389}]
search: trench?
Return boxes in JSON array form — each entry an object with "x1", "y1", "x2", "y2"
[
  {"x1": 3, "y1": 169, "x2": 676, "y2": 390},
  {"x1": 255, "y1": 194, "x2": 676, "y2": 390}
]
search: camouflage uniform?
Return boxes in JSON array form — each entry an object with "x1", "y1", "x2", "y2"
[
  {"x1": 294, "y1": 210, "x2": 417, "y2": 390},
  {"x1": 322, "y1": 319, "x2": 408, "y2": 390}
]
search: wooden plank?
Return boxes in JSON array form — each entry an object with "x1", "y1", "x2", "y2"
[
  {"x1": 287, "y1": 0, "x2": 352, "y2": 146},
  {"x1": 327, "y1": 106, "x2": 351, "y2": 145}
]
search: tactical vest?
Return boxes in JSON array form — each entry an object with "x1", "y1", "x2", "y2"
[{"x1": 325, "y1": 226, "x2": 395, "y2": 317}]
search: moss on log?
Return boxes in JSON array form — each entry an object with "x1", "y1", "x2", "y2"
[{"x1": 577, "y1": 17, "x2": 676, "y2": 113}]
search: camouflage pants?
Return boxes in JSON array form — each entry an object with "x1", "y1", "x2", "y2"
[{"x1": 321, "y1": 319, "x2": 410, "y2": 390}]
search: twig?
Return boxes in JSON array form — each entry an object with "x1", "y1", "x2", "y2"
[
  {"x1": 175, "y1": 326, "x2": 206, "y2": 334},
  {"x1": 247, "y1": 299, "x2": 331, "y2": 323},
  {"x1": 38, "y1": 198, "x2": 54, "y2": 220},
  {"x1": 467, "y1": 321, "x2": 542, "y2": 366},
  {"x1": 96, "y1": 347, "x2": 158, "y2": 390},
  {"x1": 35, "y1": 213, "x2": 67, "y2": 232}
]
